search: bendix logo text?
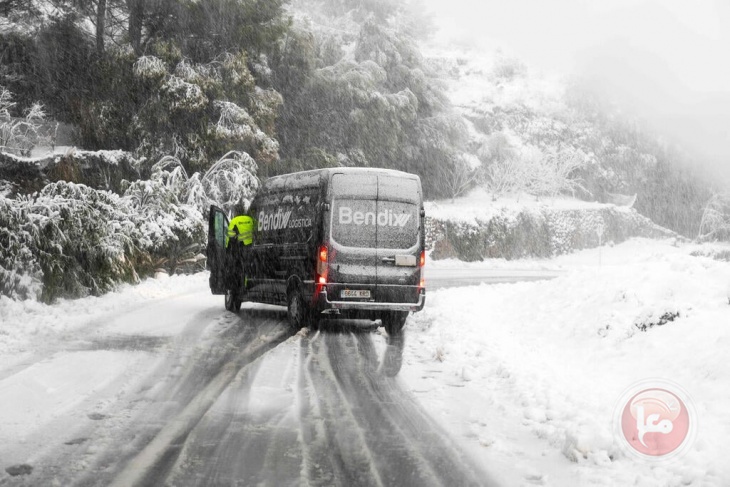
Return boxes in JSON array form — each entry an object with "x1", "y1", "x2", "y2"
[
  {"x1": 258, "y1": 209, "x2": 312, "y2": 231},
  {"x1": 338, "y1": 206, "x2": 411, "y2": 227},
  {"x1": 614, "y1": 379, "x2": 696, "y2": 461}
]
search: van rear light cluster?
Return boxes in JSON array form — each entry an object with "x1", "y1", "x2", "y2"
[
  {"x1": 317, "y1": 244, "x2": 328, "y2": 285},
  {"x1": 418, "y1": 250, "x2": 426, "y2": 290}
]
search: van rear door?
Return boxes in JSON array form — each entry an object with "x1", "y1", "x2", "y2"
[
  {"x1": 327, "y1": 173, "x2": 421, "y2": 305},
  {"x1": 328, "y1": 174, "x2": 379, "y2": 300},
  {"x1": 375, "y1": 175, "x2": 421, "y2": 304}
]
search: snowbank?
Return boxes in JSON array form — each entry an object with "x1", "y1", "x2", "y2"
[
  {"x1": 0, "y1": 273, "x2": 206, "y2": 365},
  {"x1": 401, "y1": 238, "x2": 730, "y2": 486}
]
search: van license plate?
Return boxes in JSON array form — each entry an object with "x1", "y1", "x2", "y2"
[{"x1": 341, "y1": 290, "x2": 371, "y2": 299}]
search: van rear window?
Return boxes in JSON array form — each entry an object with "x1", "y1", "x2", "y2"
[
  {"x1": 332, "y1": 199, "x2": 418, "y2": 249},
  {"x1": 376, "y1": 200, "x2": 418, "y2": 249},
  {"x1": 332, "y1": 173, "x2": 377, "y2": 198},
  {"x1": 377, "y1": 175, "x2": 420, "y2": 203}
]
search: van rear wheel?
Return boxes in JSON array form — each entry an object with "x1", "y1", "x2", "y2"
[
  {"x1": 287, "y1": 289, "x2": 308, "y2": 331},
  {"x1": 382, "y1": 311, "x2": 408, "y2": 336},
  {"x1": 225, "y1": 289, "x2": 241, "y2": 313}
]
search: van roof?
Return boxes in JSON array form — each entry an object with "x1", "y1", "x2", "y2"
[{"x1": 262, "y1": 167, "x2": 420, "y2": 193}]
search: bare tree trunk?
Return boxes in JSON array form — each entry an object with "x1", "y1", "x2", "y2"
[
  {"x1": 96, "y1": 0, "x2": 107, "y2": 55},
  {"x1": 127, "y1": 0, "x2": 144, "y2": 55}
]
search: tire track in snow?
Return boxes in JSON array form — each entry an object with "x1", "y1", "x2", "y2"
[
  {"x1": 305, "y1": 331, "x2": 386, "y2": 487},
  {"x1": 163, "y1": 328, "x2": 305, "y2": 487},
  {"x1": 314, "y1": 331, "x2": 489, "y2": 486},
  {"x1": 163, "y1": 329, "x2": 386, "y2": 487},
  {"x1": 107, "y1": 317, "x2": 292, "y2": 487},
  {"x1": 156, "y1": 328, "x2": 497, "y2": 486}
]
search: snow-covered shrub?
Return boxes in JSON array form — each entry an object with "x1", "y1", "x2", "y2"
[
  {"x1": 698, "y1": 192, "x2": 730, "y2": 241},
  {"x1": 118, "y1": 150, "x2": 259, "y2": 272},
  {"x1": 0, "y1": 180, "x2": 16, "y2": 197},
  {"x1": 0, "y1": 86, "x2": 51, "y2": 157},
  {"x1": 435, "y1": 154, "x2": 481, "y2": 202},
  {"x1": 198, "y1": 151, "x2": 260, "y2": 215},
  {"x1": 143, "y1": 151, "x2": 260, "y2": 217},
  {"x1": 492, "y1": 52, "x2": 528, "y2": 81},
  {"x1": 0, "y1": 197, "x2": 44, "y2": 300},
  {"x1": 485, "y1": 155, "x2": 527, "y2": 198},
  {"x1": 483, "y1": 142, "x2": 588, "y2": 201},
  {"x1": 0, "y1": 182, "x2": 142, "y2": 302},
  {"x1": 133, "y1": 55, "x2": 168, "y2": 82},
  {"x1": 1, "y1": 164, "x2": 246, "y2": 301},
  {"x1": 522, "y1": 146, "x2": 588, "y2": 199},
  {"x1": 428, "y1": 206, "x2": 675, "y2": 261},
  {"x1": 123, "y1": 174, "x2": 204, "y2": 273},
  {"x1": 160, "y1": 76, "x2": 208, "y2": 112}
]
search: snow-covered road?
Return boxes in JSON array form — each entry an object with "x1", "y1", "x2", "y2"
[
  {"x1": 0, "y1": 287, "x2": 294, "y2": 486},
  {"x1": 0, "y1": 274, "x2": 498, "y2": 486}
]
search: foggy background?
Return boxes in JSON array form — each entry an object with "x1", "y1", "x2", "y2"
[{"x1": 422, "y1": 0, "x2": 730, "y2": 185}]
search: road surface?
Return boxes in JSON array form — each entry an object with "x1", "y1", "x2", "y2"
[{"x1": 0, "y1": 268, "x2": 557, "y2": 486}]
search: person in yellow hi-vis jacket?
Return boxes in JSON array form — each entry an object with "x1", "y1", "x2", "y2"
[{"x1": 225, "y1": 204, "x2": 254, "y2": 297}]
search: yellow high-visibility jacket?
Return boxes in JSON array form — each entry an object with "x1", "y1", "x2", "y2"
[{"x1": 226, "y1": 215, "x2": 254, "y2": 247}]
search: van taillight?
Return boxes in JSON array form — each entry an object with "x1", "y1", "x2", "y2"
[
  {"x1": 317, "y1": 244, "x2": 328, "y2": 285},
  {"x1": 418, "y1": 250, "x2": 426, "y2": 290}
]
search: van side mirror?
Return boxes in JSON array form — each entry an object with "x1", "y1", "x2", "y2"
[
  {"x1": 420, "y1": 208, "x2": 425, "y2": 217},
  {"x1": 323, "y1": 203, "x2": 331, "y2": 211}
]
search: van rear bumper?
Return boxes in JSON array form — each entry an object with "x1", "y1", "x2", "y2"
[{"x1": 317, "y1": 289, "x2": 425, "y2": 312}]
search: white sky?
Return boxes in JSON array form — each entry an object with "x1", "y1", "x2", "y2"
[{"x1": 420, "y1": 0, "x2": 730, "y2": 183}]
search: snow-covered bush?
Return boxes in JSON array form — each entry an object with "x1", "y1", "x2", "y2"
[
  {"x1": 491, "y1": 52, "x2": 527, "y2": 81},
  {"x1": 436, "y1": 154, "x2": 481, "y2": 202},
  {"x1": 0, "y1": 151, "x2": 256, "y2": 302},
  {"x1": 698, "y1": 192, "x2": 730, "y2": 241},
  {"x1": 143, "y1": 151, "x2": 260, "y2": 217},
  {"x1": 0, "y1": 182, "x2": 142, "y2": 302},
  {"x1": 197, "y1": 151, "x2": 260, "y2": 215},
  {"x1": 133, "y1": 55, "x2": 168, "y2": 82},
  {"x1": 0, "y1": 197, "x2": 44, "y2": 300},
  {"x1": 483, "y1": 142, "x2": 587, "y2": 201},
  {"x1": 0, "y1": 86, "x2": 51, "y2": 157},
  {"x1": 120, "y1": 151, "x2": 259, "y2": 272},
  {"x1": 123, "y1": 177, "x2": 204, "y2": 273},
  {"x1": 485, "y1": 155, "x2": 527, "y2": 198},
  {"x1": 522, "y1": 146, "x2": 588, "y2": 199},
  {"x1": 428, "y1": 205, "x2": 675, "y2": 261}
]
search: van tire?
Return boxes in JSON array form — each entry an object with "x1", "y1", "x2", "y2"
[
  {"x1": 225, "y1": 289, "x2": 241, "y2": 313},
  {"x1": 287, "y1": 289, "x2": 308, "y2": 331},
  {"x1": 383, "y1": 311, "x2": 408, "y2": 336}
]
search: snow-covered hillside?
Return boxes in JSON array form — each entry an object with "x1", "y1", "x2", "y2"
[{"x1": 420, "y1": 36, "x2": 712, "y2": 238}]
